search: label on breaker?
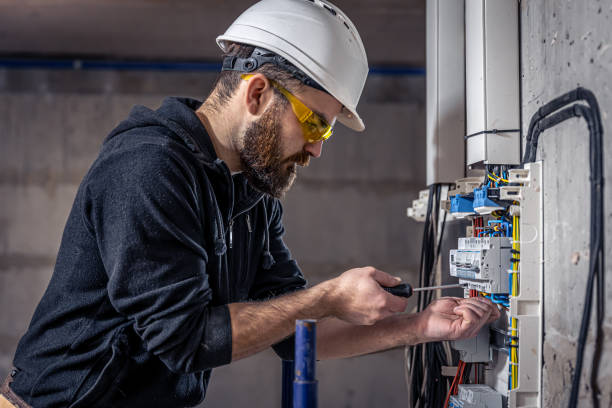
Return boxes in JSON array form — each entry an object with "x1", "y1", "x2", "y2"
[
  {"x1": 458, "y1": 279, "x2": 495, "y2": 293},
  {"x1": 458, "y1": 237, "x2": 511, "y2": 250},
  {"x1": 450, "y1": 249, "x2": 488, "y2": 279},
  {"x1": 458, "y1": 237, "x2": 492, "y2": 250}
]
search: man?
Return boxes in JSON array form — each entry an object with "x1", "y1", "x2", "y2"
[{"x1": 2, "y1": 1, "x2": 499, "y2": 407}]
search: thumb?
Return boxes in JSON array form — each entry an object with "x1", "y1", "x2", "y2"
[{"x1": 371, "y1": 269, "x2": 402, "y2": 287}]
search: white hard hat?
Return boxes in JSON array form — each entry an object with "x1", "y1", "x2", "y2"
[{"x1": 217, "y1": 0, "x2": 369, "y2": 131}]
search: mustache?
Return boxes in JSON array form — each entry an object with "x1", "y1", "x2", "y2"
[{"x1": 284, "y1": 150, "x2": 311, "y2": 167}]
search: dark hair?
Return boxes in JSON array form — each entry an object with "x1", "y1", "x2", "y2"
[{"x1": 206, "y1": 43, "x2": 303, "y2": 109}]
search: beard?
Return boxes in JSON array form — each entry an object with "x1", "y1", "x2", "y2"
[{"x1": 239, "y1": 99, "x2": 310, "y2": 198}]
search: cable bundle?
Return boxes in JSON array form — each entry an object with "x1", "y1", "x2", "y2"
[
  {"x1": 510, "y1": 215, "x2": 520, "y2": 390},
  {"x1": 523, "y1": 87, "x2": 604, "y2": 408},
  {"x1": 405, "y1": 184, "x2": 452, "y2": 408}
]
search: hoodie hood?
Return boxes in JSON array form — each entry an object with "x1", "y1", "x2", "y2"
[
  {"x1": 105, "y1": 96, "x2": 274, "y2": 269},
  {"x1": 106, "y1": 97, "x2": 217, "y2": 163}
]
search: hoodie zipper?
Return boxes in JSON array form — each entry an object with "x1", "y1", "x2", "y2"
[
  {"x1": 228, "y1": 199, "x2": 261, "y2": 249},
  {"x1": 246, "y1": 214, "x2": 252, "y2": 233}
]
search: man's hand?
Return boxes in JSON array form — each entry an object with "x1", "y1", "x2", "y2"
[
  {"x1": 415, "y1": 297, "x2": 501, "y2": 342},
  {"x1": 325, "y1": 266, "x2": 409, "y2": 325}
]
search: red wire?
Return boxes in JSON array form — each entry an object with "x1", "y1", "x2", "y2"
[
  {"x1": 457, "y1": 361, "x2": 466, "y2": 389},
  {"x1": 444, "y1": 361, "x2": 464, "y2": 408}
]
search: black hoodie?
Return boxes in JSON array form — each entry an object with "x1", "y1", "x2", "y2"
[{"x1": 10, "y1": 97, "x2": 306, "y2": 407}]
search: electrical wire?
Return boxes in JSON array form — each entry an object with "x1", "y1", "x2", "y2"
[
  {"x1": 510, "y1": 215, "x2": 520, "y2": 389},
  {"x1": 523, "y1": 87, "x2": 604, "y2": 408},
  {"x1": 406, "y1": 183, "x2": 452, "y2": 408},
  {"x1": 444, "y1": 361, "x2": 463, "y2": 408}
]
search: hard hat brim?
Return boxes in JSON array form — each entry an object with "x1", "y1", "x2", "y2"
[{"x1": 338, "y1": 106, "x2": 365, "y2": 132}]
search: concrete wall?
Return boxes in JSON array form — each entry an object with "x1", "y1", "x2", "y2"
[
  {"x1": 0, "y1": 68, "x2": 425, "y2": 407},
  {"x1": 0, "y1": 0, "x2": 425, "y2": 66},
  {"x1": 521, "y1": 0, "x2": 612, "y2": 406}
]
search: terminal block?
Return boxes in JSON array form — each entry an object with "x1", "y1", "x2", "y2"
[
  {"x1": 407, "y1": 189, "x2": 430, "y2": 222},
  {"x1": 473, "y1": 186, "x2": 504, "y2": 214},
  {"x1": 449, "y1": 385, "x2": 503, "y2": 408},
  {"x1": 449, "y1": 237, "x2": 511, "y2": 293},
  {"x1": 450, "y1": 195, "x2": 477, "y2": 218}
]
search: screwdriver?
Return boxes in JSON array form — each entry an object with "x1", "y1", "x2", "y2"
[{"x1": 382, "y1": 283, "x2": 466, "y2": 298}]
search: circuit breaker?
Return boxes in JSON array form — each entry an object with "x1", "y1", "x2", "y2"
[
  {"x1": 450, "y1": 237, "x2": 511, "y2": 293},
  {"x1": 449, "y1": 385, "x2": 504, "y2": 408},
  {"x1": 451, "y1": 325, "x2": 492, "y2": 363}
]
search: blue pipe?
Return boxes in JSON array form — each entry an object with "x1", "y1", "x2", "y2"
[
  {"x1": 282, "y1": 360, "x2": 294, "y2": 408},
  {"x1": 294, "y1": 319, "x2": 317, "y2": 408}
]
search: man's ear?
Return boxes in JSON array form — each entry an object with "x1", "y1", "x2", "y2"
[{"x1": 244, "y1": 74, "x2": 273, "y2": 117}]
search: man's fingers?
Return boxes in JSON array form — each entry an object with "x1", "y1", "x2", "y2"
[
  {"x1": 459, "y1": 297, "x2": 501, "y2": 322},
  {"x1": 370, "y1": 268, "x2": 402, "y2": 287},
  {"x1": 472, "y1": 297, "x2": 501, "y2": 322},
  {"x1": 454, "y1": 305, "x2": 489, "y2": 336},
  {"x1": 455, "y1": 303, "x2": 489, "y2": 320},
  {"x1": 458, "y1": 298, "x2": 491, "y2": 315},
  {"x1": 487, "y1": 305, "x2": 501, "y2": 322}
]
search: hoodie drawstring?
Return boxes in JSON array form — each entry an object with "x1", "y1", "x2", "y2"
[
  {"x1": 200, "y1": 164, "x2": 227, "y2": 258},
  {"x1": 261, "y1": 202, "x2": 275, "y2": 270}
]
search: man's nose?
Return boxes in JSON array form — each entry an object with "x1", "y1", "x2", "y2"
[{"x1": 304, "y1": 140, "x2": 324, "y2": 158}]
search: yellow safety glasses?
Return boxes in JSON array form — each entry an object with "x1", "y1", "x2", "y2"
[{"x1": 241, "y1": 74, "x2": 333, "y2": 143}]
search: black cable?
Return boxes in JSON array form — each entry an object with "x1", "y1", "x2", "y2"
[
  {"x1": 408, "y1": 183, "x2": 451, "y2": 408},
  {"x1": 523, "y1": 87, "x2": 603, "y2": 164},
  {"x1": 523, "y1": 87, "x2": 604, "y2": 408}
]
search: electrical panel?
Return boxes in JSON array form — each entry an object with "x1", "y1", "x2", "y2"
[
  {"x1": 445, "y1": 163, "x2": 543, "y2": 407},
  {"x1": 414, "y1": 1, "x2": 542, "y2": 407},
  {"x1": 406, "y1": 162, "x2": 543, "y2": 408}
]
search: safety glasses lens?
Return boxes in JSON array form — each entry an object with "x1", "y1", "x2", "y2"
[{"x1": 301, "y1": 115, "x2": 332, "y2": 143}]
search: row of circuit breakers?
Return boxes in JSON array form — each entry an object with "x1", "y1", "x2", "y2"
[{"x1": 408, "y1": 163, "x2": 543, "y2": 408}]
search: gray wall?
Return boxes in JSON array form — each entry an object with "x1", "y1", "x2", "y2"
[
  {"x1": 0, "y1": 0, "x2": 425, "y2": 66},
  {"x1": 0, "y1": 68, "x2": 425, "y2": 407},
  {"x1": 521, "y1": 0, "x2": 612, "y2": 406}
]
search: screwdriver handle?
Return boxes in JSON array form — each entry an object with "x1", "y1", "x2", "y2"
[{"x1": 382, "y1": 283, "x2": 413, "y2": 298}]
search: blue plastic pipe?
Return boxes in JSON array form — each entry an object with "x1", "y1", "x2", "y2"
[
  {"x1": 282, "y1": 360, "x2": 294, "y2": 408},
  {"x1": 293, "y1": 319, "x2": 317, "y2": 408}
]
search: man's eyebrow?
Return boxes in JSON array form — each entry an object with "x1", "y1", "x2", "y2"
[{"x1": 312, "y1": 108, "x2": 331, "y2": 124}]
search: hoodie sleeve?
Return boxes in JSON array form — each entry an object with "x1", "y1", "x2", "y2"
[
  {"x1": 84, "y1": 143, "x2": 231, "y2": 373},
  {"x1": 249, "y1": 198, "x2": 307, "y2": 360}
]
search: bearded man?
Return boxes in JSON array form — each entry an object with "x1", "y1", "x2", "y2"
[{"x1": 2, "y1": 1, "x2": 499, "y2": 407}]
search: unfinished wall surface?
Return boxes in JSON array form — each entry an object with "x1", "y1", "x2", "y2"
[
  {"x1": 521, "y1": 0, "x2": 612, "y2": 406},
  {"x1": 0, "y1": 0, "x2": 425, "y2": 66},
  {"x1": 0, "y1": 68, "x2": 425, "y2": 407}
]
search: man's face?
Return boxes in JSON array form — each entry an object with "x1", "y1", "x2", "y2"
[{"x1": 239, "y1": 82, "x2": 341, "y2": 198}]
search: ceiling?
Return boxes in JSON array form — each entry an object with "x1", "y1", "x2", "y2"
[{"x1": 0, "y1": 0, "x2": 425, "y2": 66}]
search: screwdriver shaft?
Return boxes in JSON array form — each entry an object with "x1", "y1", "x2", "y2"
[{"x1": 413, "y1": 283, "x2": 466, "y2": 292}]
